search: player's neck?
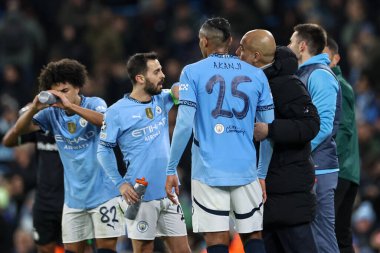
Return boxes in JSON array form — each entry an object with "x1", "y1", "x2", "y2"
[
  {"x1": 130, "y1": 90, "x2": 152, "y2": 103},
  {"x1": 207, "y1": 47, "x2": 229, "y2": 57}
]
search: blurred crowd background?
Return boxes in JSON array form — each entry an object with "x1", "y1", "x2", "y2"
[{"x1": 1, "y1": 0, "x2": 380, "y2": 252}]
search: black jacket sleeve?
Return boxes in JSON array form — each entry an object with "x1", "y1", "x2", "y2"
[{"x1": 267, "y1": 77, "x2": 320, "y2": 144}]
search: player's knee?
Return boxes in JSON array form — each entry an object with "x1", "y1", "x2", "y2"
[
  {"x1": 132, "y1": 239, "x2": 154, "y2": 253},
  {"x1": 95, "y1": 238, "x2": 117, "y2": 250}
]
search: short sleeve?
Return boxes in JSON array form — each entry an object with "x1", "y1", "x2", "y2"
[
  {"x1": 90, "y1": 97, "x2": 107, "y2": 113},
  {"x1": 33, "y1": 108, "x2": 52, "y2": 133},
  {"x1": 99, "y1": 108, "x2": 120, "y2": 148},
  {"x1": 179, "y1": 66, "x2": 197, "y2": 108},
  {"x1": 257, "y1": 71, "x2": 274, "y2": 111}
]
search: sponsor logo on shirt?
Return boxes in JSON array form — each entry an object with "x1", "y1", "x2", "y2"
[
  {"x1": 179, "y1": 83, "x2": 189, "y2": 91},
  {"x1": 95, "y1": 105, "x2": 106, "y2": 112},
  {"x1": 131, "y1": 117, "x2": 166, "y2": 142},
  {"x1": 55, "y1": 131, "x2": 96, "y2": 150},
  {"x1": 226, "y1": 125, "x2": 245, "y2": 135},
  {"x1": 132, "y1": 114, "x2": 142, "y2": 119}
]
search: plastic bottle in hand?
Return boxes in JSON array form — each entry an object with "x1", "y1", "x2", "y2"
[
  {"x1": 125, "y1": 177, "x2": 148, "y2": 220},
  {"x1": 38, "y1": 91, "x2": 60, "y2": 104}
]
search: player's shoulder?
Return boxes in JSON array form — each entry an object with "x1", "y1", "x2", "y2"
[
  {"x1": 107, "y1": 96, "x2": 130, "y2": 113},
  {"x1": 82, "y1": 95, "x2": 107, "y2": 107}
]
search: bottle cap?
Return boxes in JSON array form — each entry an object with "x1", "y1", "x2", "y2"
[{"x1": 135, "y1": 177, "x2": 148, "y2": 186}]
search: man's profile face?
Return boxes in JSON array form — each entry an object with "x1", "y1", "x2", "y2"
[
  {"x1": 143, "y1": 59, "x2": 165, "y2": 96},
  {"x1": 236, "y1": 35, "x2": 256, "y2": 66},
  {"x1": 288, "y1": 32, "x2": 301, "y2": 60}
]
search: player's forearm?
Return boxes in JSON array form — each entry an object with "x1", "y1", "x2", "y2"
[
  {"x1": 69, "y1": 104, "x2": 104, "y2": 126},
  {"x1": 167, "y1": 105, "x2": 195, "y2": 175},
  {"x1": 13, "y1": 106, "x2": 40, "y2": 135},
  {"x1": 97, "y1": 144, "x2": 125, "y2": 188},
  {"x1": 2, "y1": 127, "x2": 21, "y2": 147}
]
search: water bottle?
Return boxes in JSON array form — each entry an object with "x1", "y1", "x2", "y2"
[
  {"x1": 38, "y1": 91, "x2": 60, "y2": 104},
  {"x1": 125, "y1": 177, "x2": 148, "y2": 220}
]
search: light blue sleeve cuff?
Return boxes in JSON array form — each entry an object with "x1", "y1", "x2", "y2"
[
  {"x1": 97, "y1": 144, "x2": 125, "y2": 188},
  {"x1": 166, "y1": 105, "x2": 195, "y2": 175}
]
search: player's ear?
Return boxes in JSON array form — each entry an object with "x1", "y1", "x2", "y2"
[
  {"x1": 227, "y1": 36, "x2": 232, "y2": 48},
  {"x1": 135, "y1": 74, "x2": 145, "y2": 84},
  {"x1": 333, "y1": 53, "x2": 340, "y2": 65},
  {"x1": 200, "y1": 36, "x2": 208, "y2": 48}
]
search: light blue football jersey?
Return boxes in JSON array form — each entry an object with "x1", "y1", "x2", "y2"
[
  {"x1": 179, "y1": 54, "x2": 274, "y2": 186},
  {"x1": 99, "y1": 91, "x2": 173, "y2": 201},
  {"x1": 33, "y1": 96, "x2": 119, "y2": 209}
]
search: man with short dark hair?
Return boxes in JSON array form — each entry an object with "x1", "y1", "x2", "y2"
[
  {"x1": 165, "y1": 17, "x2": 274, "y2": 253},
  {"x1": 324, "y1": 37, "x2": 360, "y2": 253},
  {"x1": 97, "y1": 52, "x2": 191, "y2": 253},
  {"x1": 289, "y1": 24, "x2": 341, "y2": 253}
]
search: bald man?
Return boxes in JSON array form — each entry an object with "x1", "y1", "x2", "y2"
[{"x1": 237, "y1": 30, "x2": 320, "y2": 253}]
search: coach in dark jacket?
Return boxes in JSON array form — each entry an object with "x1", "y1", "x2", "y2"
[{"x1": 237, "y1": 30, "x2": 320, "y2": 253}]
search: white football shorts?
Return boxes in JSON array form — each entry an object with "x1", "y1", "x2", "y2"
[
  {"x1": 62, "y1": 196, "x2": 126, "y2": 243},
  {"x1": 192, "y1": 179, "x2": 264, "y2": 233},
  {"x1": 124, "y1": 197, "x2": 187, "y2": 240}
]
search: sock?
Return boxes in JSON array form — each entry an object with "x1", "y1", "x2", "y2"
[
  {"x1": 97, "y1": 249, "x2": 117, "y2": 253},
  {"x1": 207, "y1": 244, "x2": 229, "y2": 253},
  {"x1": 244, "y1": 239, "x2": 266, "y2": 253}
]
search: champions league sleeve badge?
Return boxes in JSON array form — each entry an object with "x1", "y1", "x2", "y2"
[{"x1": 145, "y1": 108, "x2": 153, "y2": 119}]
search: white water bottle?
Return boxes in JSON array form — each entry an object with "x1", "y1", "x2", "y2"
[
  {"x1": 125, "y1": 177, "x2": 148, "y2": 220},
  {"x1": 38, "y1": 91, "x2": 60, "y2": 104}
]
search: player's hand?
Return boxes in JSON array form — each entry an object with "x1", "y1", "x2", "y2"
[
  {"x1": 171, "y1": 83, "x2": 179, "y2": 101},
  {"x1": 48, "y1": 90, "x2": 72, "y2": 111},
  {"x1": 31, "y1": 95, "x2": 49, "y2": 112},
  {"x1": 165, "y1": 175, "x2": 179, "y2": 205},
  {"x1": 259, "y1": 179, "x2": 267, "y2": 203},
  {"x1": 119, "y1": 182, "x2": 139, "y2": 204},
  {"x1": 254, "y1": 122, "x2": 269, "y2": 141}
]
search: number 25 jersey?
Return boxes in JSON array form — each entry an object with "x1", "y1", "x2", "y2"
[{"x1": 179, "y1": 54, "x2": 274, "y2": 186}]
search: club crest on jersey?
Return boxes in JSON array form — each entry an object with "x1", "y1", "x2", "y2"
[
  {"x1": 214, "y1": 123, "x2": 225, "y2": 134},
  {"x1": 67, "y1": 122, "x2": 76, "y2": 133},
  {"x1": 145, "y1": 108, "x2": 153, "y2": 119},
  {"x1": 79, "y1": 118, "x2": 88, "y2": 127},
  {"x1": 155, "y1": 105, "x2": 162, "y2": 114}
]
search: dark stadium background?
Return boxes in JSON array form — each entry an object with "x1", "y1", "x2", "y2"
[{"x1": 1, "y1": 0, "x2": 380, "y2": 252}]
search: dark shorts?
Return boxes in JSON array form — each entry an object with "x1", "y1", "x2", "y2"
[{"x1": 33, "y1": 208, "x2": 62, "y2": 245}]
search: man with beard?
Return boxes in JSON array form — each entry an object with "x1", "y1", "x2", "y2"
[
  {"x1": 97, "y1": 52, "x2": 191, "y2": 253},
  {"x1": 288, "y1": 23, "x2": 341, "y2": 253},
  {"x1": 236, "y1": 29, "x2": 320, "y2": 253}
]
